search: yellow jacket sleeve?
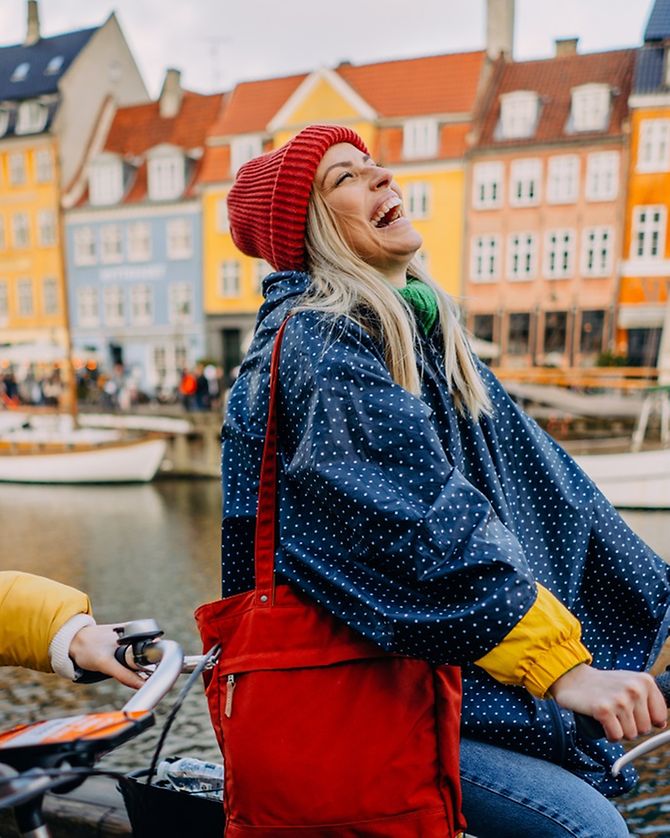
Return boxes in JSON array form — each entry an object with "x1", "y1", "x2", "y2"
[
  {"x1": 475, "y1": 583, "x2": 592, "y2": 698},
  {"x1": 0, "y1": 571, "x2": 92, "y2": 672}
]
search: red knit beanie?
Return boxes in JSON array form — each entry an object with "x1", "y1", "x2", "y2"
[{"x1": 227, "y1": 124, "x2": 369, "y2": 271}]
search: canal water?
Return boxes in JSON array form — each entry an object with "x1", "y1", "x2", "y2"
[{"x1": 1, "y1": 479, "x2": 670, "y2": 835}]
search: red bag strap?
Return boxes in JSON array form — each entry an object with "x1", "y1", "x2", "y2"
[{"x1": 254, "y1": 317, "x2": 291, "y2": 605}]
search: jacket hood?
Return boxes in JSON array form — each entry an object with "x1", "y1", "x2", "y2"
[{"x1": 258, "y1": 270, "x2": 311, "y2": 322}]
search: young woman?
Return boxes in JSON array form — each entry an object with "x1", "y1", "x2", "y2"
[{"x1": 219, "y1": 124, "x2": 670, "y2": 836}]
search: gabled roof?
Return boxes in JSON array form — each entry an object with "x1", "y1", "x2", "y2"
[
  {"x1": 336, "y1": 50, "x2": 487, "y2": 117},
  {"x1": 645, "y1": 0, "x2": 670, "y2": 41},
  {"x1": 209, "y1": 73, "x2": 307, "y2": 136},
  {"x1": 475, "y1": 49, "x2": 635, "y2": 149},
  {"x1": 0, "y1": 26, "x2": 97, "y2": 101}
]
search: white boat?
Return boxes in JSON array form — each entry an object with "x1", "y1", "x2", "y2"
[{"x1": 574, "y1": 447, "x2": 670, "y2": 509}]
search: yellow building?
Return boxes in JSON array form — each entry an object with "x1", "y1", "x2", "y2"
[{"x1": 197, "y1": 51, "x2": 491, "y2": 374}]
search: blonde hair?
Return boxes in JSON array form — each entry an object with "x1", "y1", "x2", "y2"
[{"x1": 297, "y1": 189, "x2": 492, "y2": 420}]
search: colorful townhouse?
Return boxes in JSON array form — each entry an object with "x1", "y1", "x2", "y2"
[
  {"x1": 464, "y1": 43, "x2": 635, "y2": 368},
  {"x1": 620, "y1": 0, "x2": 670, "y2": 369},
  {"x1": 64, "y1": 70, "x2": 223, "y2": 396},
  {"x1": 0, "y1": 0, "x2": 147, "y2": 359}
]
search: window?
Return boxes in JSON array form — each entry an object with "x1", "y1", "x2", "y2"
[
  {"x1": 168, "y1": 282, "x2": 193, "y2": 323},
  {"x1": 9, "y1": 153, "x2": 26, "y2": 186},
  {"x1": 88, "y1": 158, "x2": 123, "y2": 205},
  {"x1": 255, "y1": 259, "x2": 272, "y2": 294},
  {"x1": 101, "y1": 225, "x2": 123, "y2": 263},
  {"x1": 77, "y1": 286, "x2": 99, "y2": 327},
  {"x1": 16, "y1": 100, "x2": 48, "y2": 134},
  {"x1": 570, "y1": 84, "x2": 610, "y2": 132},
  {"x1": 231, "y1": 135, "x2": 263, "y2": 175},
  {"x1": 637, "y1": 119, "x2": 670, "y2": 173},
  {"x1": 580, "y1": 310, "x2": 605, "y2": 354},
  {"x1": 216, "y1": 198, "x2": 229, "y2": 232},
  {"x1": 543, "y1": 311, "x2": 568, "y2": 356},
  {"x1": 403, "y1": 119, "x2": 439, "y2": 160},
  {"x1": 472, "y1": 314, "x2": 495, "y2": 343},
  {"x1": 12, "y1": 213, "x2": 30, "y2": 248},
  {"x1": 0, "y1": 281, "x2": 7, "y2": 324},
  {"x1": 148, "y1": 154, "x2": 185, "y2": 200},
  {"x1": 507, "y1": 312, "x2": 531, "y2": 355},
  {"x1": 219, "y1": 260, "x2": 240, "y2": 297},
  {"x1": 42, "y1": 278, "x2": 59, "y2": 315},
  {"x1": 130, "y1": 284, "x2": 153, "y2": 324},
  {"x1": 509, "y1": 159, "x2": 541, "y2": 207},
  {"x1": 44, "y1": 56, "x2": 64, "y2": 75},
  {"x1": 17, "y1": 278, "x2": 33, "y2": 317},
  {"x1": 11, "y1": 62, "x2": 30, "y2": 82},
  {"x1": 507, "y1": 232, "x2": 537, "y2": 280},
  {"x1": 471, "y1": 235, "x2": 501, "y2": 282},
  {"x1": 582, "y1": 226, "x2": 613, "y2": 277},
  {"x1": 127, "y1": 222, "x2": 151, "y2": 262},
  {"x1": 103, "y1": 285, "x2": 124, "y2": 326},
  {"x1": 547, "y1": 155, "x2": 579, "y2": 204},
  {"x1": 544, "y1": 229, "x2": 575, "y2": 279},
  {"x1": 73, "y1": 227, "x2": 96, "y2": 265},
  {"x1": 405, "y1": 182, "x2": 430, "y2": 218},
  {"x1": 499, "y1": 91, "x2": 540, "y2": 140},
  {"x1": 0, "y1": 109, "x2": 9, "y2": 137},
  {"x1": 632, "y1": 206, "x2": 667, "y2": 260},
  {"x1": 585, "y1": 151, "x2": 619, "y2": 201},
  {"x1": 472, "y1": 162, "x2": 504, "y2": 209},
  {"x1": 35, "y1": 149, "x2": 53, "y2": 182},
  {"x1": 37, "y1": 210, "x2": 56, "y2": 246},
  {"x1": 153, "y1": 345, "x2": 167, "y2": 384},
  {"x1": 166, "y1": 218, "x2": 193, "y2": 259}
]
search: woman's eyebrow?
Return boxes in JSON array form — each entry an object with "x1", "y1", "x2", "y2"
[{"x1": 320, "y1": 154, "x2": 371, "y2": 186}]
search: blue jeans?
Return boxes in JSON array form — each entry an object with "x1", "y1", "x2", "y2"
[{"x1": 460, "y1": 738, "x2": 631, "y2": 837}]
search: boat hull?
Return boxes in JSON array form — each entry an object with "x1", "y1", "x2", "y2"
[
  {"x1": 0, "y1": 438, "x2": 167, "y2": 484},
  {"x1": 574, "y1": 448, "x2": 670, "y2": 509}
]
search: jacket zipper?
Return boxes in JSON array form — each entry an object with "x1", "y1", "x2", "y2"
[{"x1": 224, "y1": 674, "x2": 236, "y2": 718}]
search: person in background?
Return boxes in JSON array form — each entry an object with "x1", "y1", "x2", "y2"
[{"x1": 0, "y1": 571, "x2": 144, "y2": 688}]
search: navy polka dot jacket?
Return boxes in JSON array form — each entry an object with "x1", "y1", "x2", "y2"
[{"x1": 221, "y1": 271, "x2": 670, "y2": 796}]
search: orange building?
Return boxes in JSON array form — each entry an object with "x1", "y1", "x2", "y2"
[{"x1": 464, "y1": 44, "x2": 635, "y2": 367}]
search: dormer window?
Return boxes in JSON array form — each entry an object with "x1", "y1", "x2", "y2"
[
  {"x1": 570, "y1": 84, "x2": 610, "y2": 133},
  {"x1": 499, "y1": 91, "x2": 540, "y2": 140},
  {"x1": 0, "y1": 110, "x2": 9, "y2": 138},
  {"x1": 231, "y1": 135, "x2": 263, "y2": 176},
  {"x1": 147, "y1": 147, "x2": 185, "y2": 201},
  {"x1": 403, "y1": 119, "x2": 439, "y2": 160},
  {"x1": 16, "y1": 100, "x2": 48, "y2": 135},
  {"x1": 88, "y1": 155, "x2": 124, "y2": 206},
  {"x1": 11, "y1": 62, "x2": 30, "y2": 83},
  {"x1": 45, "y1": 56, "x2": 64, "y2": 75}
]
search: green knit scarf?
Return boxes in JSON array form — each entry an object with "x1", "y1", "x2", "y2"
[{"x1": 397, "y1": 277, "x2": 438, "y2": 335}]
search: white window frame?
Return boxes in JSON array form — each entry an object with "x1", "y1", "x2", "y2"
[
  {"x1": 570, "y1": 84, "x2": 610, "y2": 133},
  {"x1": 42, "y1": 277, "x2": 59, "y2": 315},
  {"x1": 73, "y1": 226, "x2": 96, "y2": 266},
  {"x1": 230, "y1": 135, "x2": 263, "y2": 176},
  {"x1": 166, "y1": 218, "x2": 193, "y2": 259},
  {"x1": 219, "y1": 260, "x2": 240, "y2": 297},
  {"x1": 631, "y1": 205, "x2": 667, "y2": 260},
  {"x1": 637, "y1": 119, "x2": 670, "y2": 173},
  {"x1": 77, "y1": 286, "x2": 99, "y2": 327},
  {"x1": 499, "y1": 91, "x2": 539, "y2": 140},
  {"x1": 12, "y1": 213, "x2": 30, "y2": 248},
  {"x1": 472, "y1": 161, "x2": 504, "y2": 209},
  {"x1": 546, "y1": 155, "x2": 580, "y2": 204},
  {"x1": 17, "y1": 277, "x2": 33, "y2": 317},
  {"x1": 88, "y1": 157, "x2": 124, "y2": 206},
  {"x1": 509, "y1": 158, "x2": 542, "y2": 207},
  {"x1": 506, "y1": 232, "x2": 538, "y2": 280},
  {"x1": 37, "y1": 209, "x2": 56, "y2": 247},
  {"x1": 581, "y1": 226, "x2": 614, "y2": 278},
  {"x1": 127, "y1": 222, "x2": 152, "y2": 262},
  {"x1": 147, "y1": 151, "x2": 185, "y2": 201},
  {"x1": 405, "y1": 182, "x2": 430, "y2": 219},
  {"x1": 216, "y1": 198, "x2": 229, "y2": 232},
  {"x1": 0, "y1": 110, "x2": 8, "y2": 138},
  {"x1": 402, "y1": 118, "x2": 439, "y2": 160},
  {"x1": 470, "y1": 235, "x2": 501, "y2": 282},
  {"x1": 168, "y1": 281, "x2": 193, "y2": 324},
  {"x1": 35, "y1": 149, "x2": 53, "y2": 183},
  {"x1": 16, "y1": 100, "x2": 48, "y2": 135},
  {"x1": 9, "y1": 153, "x2": 26, "y2": 186},
  {"x1": 0, "y1": 280, "x2": 8, "y2": 325},
  {"x1": 544, "y1": 229, "x2": 575, "y2": 279},
  {"x1": 103, "y1": 285, "x2": 125, "y2": 326},
  {"x1": 585, "y1": 151, "x2": 619, "y2": 202},
  {"x1": 130, "y1": 283, "x2": 154, "y2": 325},
  {"x1": 100, "y1": 225, "x2": 123, "y2": 264}
]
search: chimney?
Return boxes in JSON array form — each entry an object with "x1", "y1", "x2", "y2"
[
  {"x1": 159, "y1": 68, "x2": 183, "y2": 119},
  {"x1": 555, "y1": 37, "x2": 579, "y2": 57},
  {"x1": 486, "y1": 0, "x2": 515, "y2": 60},
  {"x1": 24, "y1": 0, "x2": 40, "y2": 47}
]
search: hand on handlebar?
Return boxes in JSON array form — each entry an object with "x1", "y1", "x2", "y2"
[
  {"x1": 549, "y1": 663, "x2": 668, "y2": 741},
  {"x1": 68, "y1": 624, "x2": 146, "y2": 690}
]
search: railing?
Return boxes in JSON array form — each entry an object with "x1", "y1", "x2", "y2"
[{"x1": 491, "y1": 366, "x2": 666, "y2": 391}]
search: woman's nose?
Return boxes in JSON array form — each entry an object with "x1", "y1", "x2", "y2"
[{"x1": 370, "y1": 166, "x2": 393, "y2": 189}]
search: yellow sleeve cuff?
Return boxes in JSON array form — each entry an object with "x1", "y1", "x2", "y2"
[{"x1": 474, "y1": 583, "x2": 592, "y2": 698}]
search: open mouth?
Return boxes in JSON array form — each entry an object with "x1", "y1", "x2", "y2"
[{"x1": 371, "y1": 196, "x2": 404, "y2": 228}]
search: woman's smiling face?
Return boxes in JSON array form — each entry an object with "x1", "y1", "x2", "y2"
[{"x1": 314, "y1": 143, "x2": 422, "y2": 282}]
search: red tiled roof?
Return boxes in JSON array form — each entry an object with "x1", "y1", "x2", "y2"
[
  {"x1": 336, "y1": 51, "x2": 487, "y2": 117},
  {"x1": 210, "y1": 73, "x2": 307, "y2": 136},
  {"x1": 475, "y1": 49, "x2": 635, "y2": 149},
  {"x1": 198, "y1": 145, "x2": 232, "y2": 185}
]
